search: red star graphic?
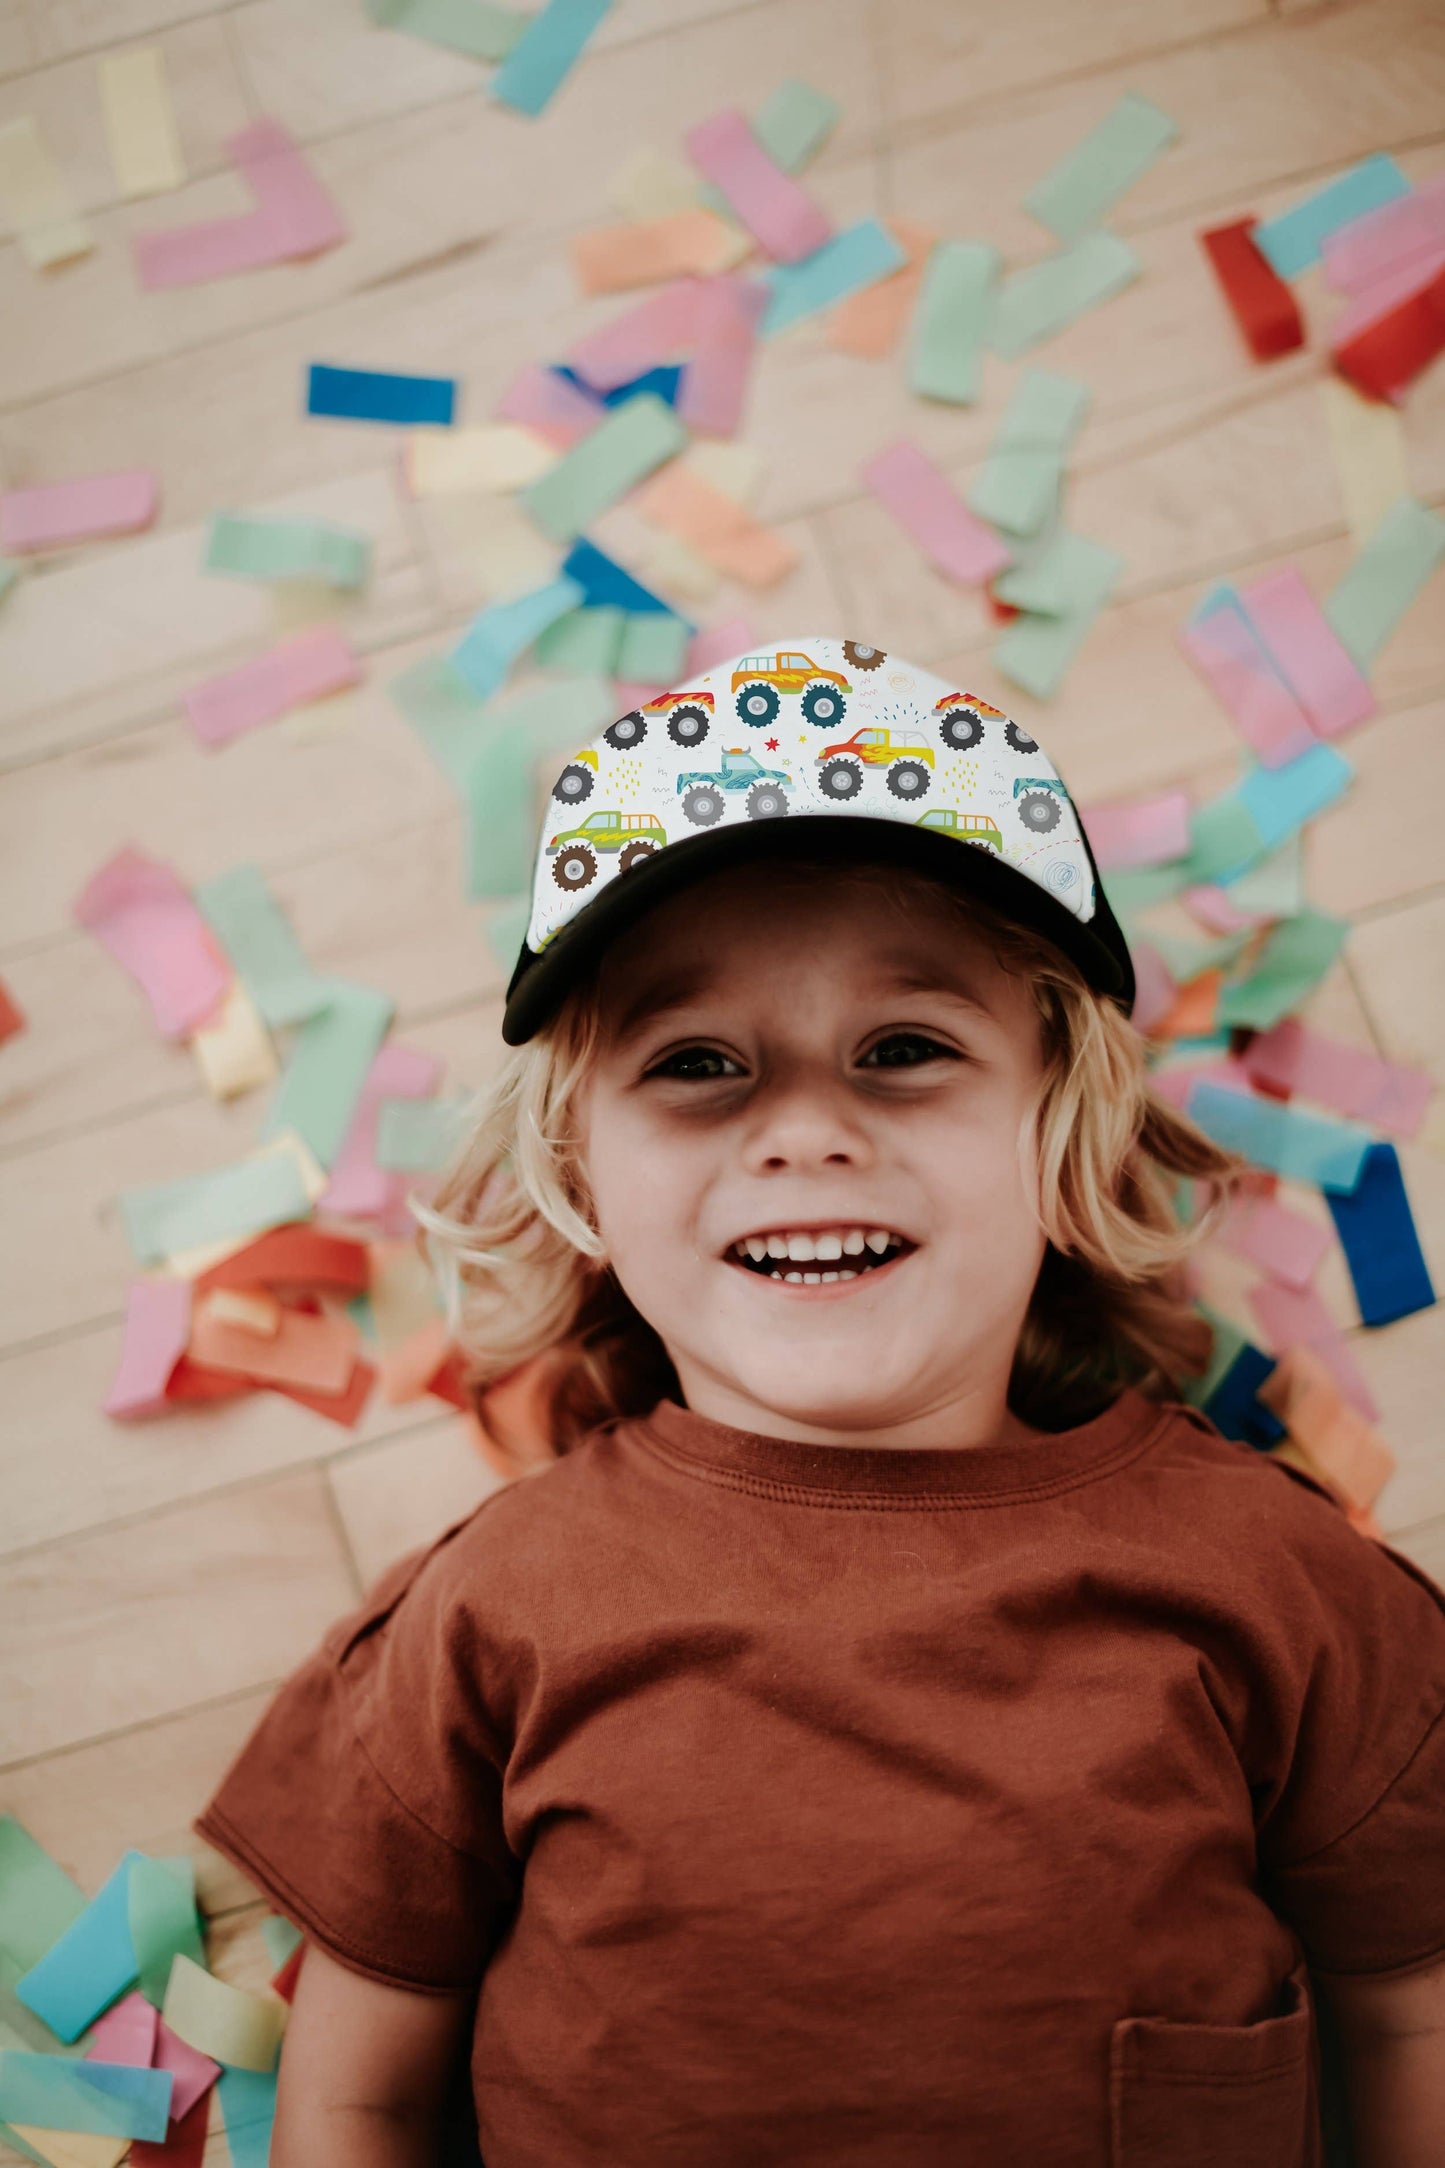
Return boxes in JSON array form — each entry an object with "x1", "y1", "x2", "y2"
[{"x1": 764, "y1": 736, "x2": 779, "y2": 750}]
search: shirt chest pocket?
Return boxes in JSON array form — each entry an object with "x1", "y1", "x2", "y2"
[{"x1": 1110, "y1": 1959, "x2": 1320, "y2": 2168}]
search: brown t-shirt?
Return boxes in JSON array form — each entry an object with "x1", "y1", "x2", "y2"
[{"x1": 194, "y1": 1388, "x2": 1445, "y2": 2167}]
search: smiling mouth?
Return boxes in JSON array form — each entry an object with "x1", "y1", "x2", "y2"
[{"x1": 723, "y1": 1231, "x2": 917, "y2": 1289}]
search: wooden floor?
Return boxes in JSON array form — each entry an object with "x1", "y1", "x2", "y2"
[{"x1": 1, "y1": 0, "x2": 1443, "y2": 2154}]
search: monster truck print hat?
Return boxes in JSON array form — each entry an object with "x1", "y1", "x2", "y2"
[{"x1": 500, "y1": 637, "x2": 1135, "y2": 1044}]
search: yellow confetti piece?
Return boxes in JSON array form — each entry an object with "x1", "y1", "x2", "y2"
[
  {"x1": 634, "y1": 528, "x2": 720, "y2": 605},
  {"x1": 191, "y1": 980, "x2": 279, "y2": 1101},
  {"x1": 99, "y1": 47, "x2": 185, "y2": 198},
  {"x1": 1319, "y1": 376, "x2": 1409, "y2": 548},
  {"x1": 8, "y1": 2129, "x2": 128, "y2": 2168},
  {"x1": 407, "y1": 423, "x2": 557, "y2": 496},
  {"x1": 682, "y1": 440, "x2": 764, "y2": 508},
  {"x1": 162, "y1": 1952, "x2": 286, "y2": 2072},
  {"x1": 607, "y1": 144, "x2": 701, "y2": 222},
  {"x1": 0, "y1": 115, "x2": 93, "y2": 268}
]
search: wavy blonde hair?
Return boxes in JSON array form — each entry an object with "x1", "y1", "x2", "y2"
[{"x1": 418, "y1": 859, "x2": 1246, "y2": 1459}]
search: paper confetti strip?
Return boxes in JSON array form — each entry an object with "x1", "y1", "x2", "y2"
[
  {"x1": 1257, "y1": 1347, "x2": 1395, "y2": 1514},
  {"x1": 760, "y1": 218, "x2": 906, "y2": 336},
  {"x1": 0, "y1": 114, "x2": 93, "y2": 267},
  {"x1": 989, "y1": 231, "x2": 1140, "y2": 358},
  {"x1": 452, "y1": 575, "x2": 586, "y2": 695},
  {"x1": 1198, "y1": 217, "x2": 1305, "y2": 362},
  {"x1": 908, "y1": 239, "x2": 997, "y2": 403},
  {"x1": 135, "y1": 120, "x2": 344, "y2": 287},
  {"x1": 566, "y1": 280, "x2": 705, "y2": 392},
  {"x1": 966, "y1": 370, "x2": 1090, "y2": 537},
  {"x1": 184, "y1": 626, "x2": 361, "y2": 746},
  {"x1": 1185, "y1": 741, "x2": 1353, "y2": 886},
  {"x1": 1078, "y1": 791, "x2": 1190, "y2": 871},
  {"x1": 1252, "y1": 153, "x2": 1410, "y2": 278},
  {"x1": 687, "y1": 615, "x2": 754, "y2": 673},
  {"x1": 1178, "y1": 588, "x2": 1317, "y2": 769},
  {"x1": 307, "y1": 362, "x2": 456, "y2": 426},
  {"x1": 322, "y1": 1043, "x2": 443, "y2": 1221},
  {"x1": 1236, "y1": 566, "x2": 1374, "y2": 739},
  {"x1": 1322, "y1": 167, "x2": 1445, "y2": 292},
  {"x1": 0, "y1": 470, "x2": 158, "y2": 553},
  {"x1": 263, "y1": 980, "x2": 395, "y2": 1169},
  {"x1": 15, "y1": 1850, "x2": 158, "y2": 2042},
  {"x1": 1246, "y1": 1279, "x2": 1378, "y2": 1420},
  {"x1": 1214, "y1": 907, "x2": 1348, "y2": 1032},
  {"x1": 685, "y1": 108, "x2": 831, "y2": 264},
  {"x1": 162, "y1": 1957, "x2": 283, "y2": 2074},
  {"x1": 0, "y1": 977, "x2": 24, "y2": 1045},
  {"x1": 189, "y1": 1298, "x2": 359, "y2": 1393},
  {"x1": 860, "y1": 440, "x2": 1009, "y2": 586},
  {"x1": 1326, "y1": 1142, "x2": 1435, "y2": 1327},
  {"x1": 1216, "y1": 1194, "x2": 1333, "y2": 1291},
  {"x1": 196, "y1": 865, "x2": 325, "y2": 1029},
  {"x1": 100, "y1": 47, "x2": 185, "y2": 197},
  {"x1": 120, "y1": 1150, "x2": 315, "y2": 1266},
  {"x1": 375, "y1": 1094, "x2": 472, "y2": 1171},
  {"x1": 204, "y1": 512, "x2": 371, "y2": 587},
  {"x1": 572, "y1": 210, "x2": 745, "y2": 292},
  {"x1": 678, "y1": 274, "x2": 767, "y2": 436},
  {"x1": 491, "y1": 0, "x2": 611, "y2": 116},
  {"x1": 405, "y1": 422, "x2": 555, "y2": 495},
  {"x1": 993, "y1": 533, "x2": 1122, "y2": 699},
  {"x1": 1323, "y1": 496, "x2": 1445, "y2": 669},
  {"x1": 495, "y1": 360, "x2": 603, "y2": 442},
  {"x1": 0, "y1": 2053, "x2": 172, "y2": 2142},
  {"x1": 1185, "y1": 1080, "x2": 1371, "y2": 1191},
  {"x1": 560, "y1": 536, "x2": 676, "y2": 614},
  {"x1": 826, "y1": 217, "x2": 935, "y2": 359},
  {"x1": 523, "y1": 393, "x2": 686, "y2": 542},
  {"x1": 635, "y1": 462, "x2": 797, "y2": 587},
  {"x1": 1331, "y1": 253, "x2": 1445, "y2": 403},
  {"x1": 1024, "y1": 92, "x2": 1178, "y2": 243},
  {"x1": 105, "y1": 1280, "x2": 192, "y2": 1419},
  {"x1": 75, "y1": 848, "x2": 231, "y2": 1039},
  {"x1": 1241, "y1": 1018, "x2": 1432, "y2": 1140},
  {"x1": 366, "y1": 0, "x2": 527, "y2": 61},
  {"x1": 616, "y1": 612, "x2": 689, "y2": 683}
]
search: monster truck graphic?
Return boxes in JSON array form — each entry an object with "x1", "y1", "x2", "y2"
[
  {"x1": 677, "y1": 747, "x2": 793, "y2": 827},
  {"x1": 731, "y1": 649, "x2": 851, "y2": 730},
  {"x1": 551, "y1": 746, "x2": 599, "y2": 806},
  {"x1": 816, "y1": 726, "x2": 934, "y2": 802},
  {"x1": 1013, "y1": 775, "x2": 1068, "y2": 833},
  {"x1": 842, "y1": 640, "x2": 886, "y2": 672},
  {"x1": 933, "y1": 692, "x2": 1008, "y2": 752},
  {"x1": 547, "y1": 809, "x2": 667, "y2": 890},
  {"x1": 916, "y1": 806, "x2": 1003, "y2": 852},
  {"x1": 602, "y1": 689, "x2": 717, "y2": 754}
]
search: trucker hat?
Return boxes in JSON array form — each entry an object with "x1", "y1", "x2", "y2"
[{"x1": 500, "y1": 635, "x2": 1135, "y2": 1045}]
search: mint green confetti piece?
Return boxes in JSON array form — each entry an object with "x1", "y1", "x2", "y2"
[
  {"x1": 0, "y1": 1821, "x2": 86, "y2": 1974},
  {"x1": 204, "y1": 513, "x2": 371, "y2": 589},
  {"x1": 754, "y1": 77, "x2": 839, "y2": 170},
  {"x1": 1180, "y1": 1303, "x2": 1250, "y2": 1408},
  {"x1": 1100, "y1": 860, "x2": 1192, "y2": 922},
  {"x1": 1222, "y1": 833, "x2": 1305, "y2": 920},
  {"x1": 907, "y1": 240, "x2": 998, "y2": 404},
  {"x1": 536, "y1": 605, "x2": 625, "y2": 675},
  {"x1": 465, "y1": 682, "x2": 614, "y2": 898},
  {"x1": 1323, "y1": 496, "x2": 1445, "y2": 669},
  {"x1": 196, "y1": 865, "x2": 327, "y2": 1030},
  {"x1": 761, "y1": 219, "x2": 907, "y2": 336},
  {"x1": 375, "y1": 1095, "x2": 473, "y2": 1171},
  {"x1": 120, "y1": 1152, "x2": 313, "y2": 1265},
  {"x1": 127, "y1": 1857, "x2": 204, "y2": 2010},
  {"x1": 1024, "y1": 92, "x2": 1178, "y2": 243},
  {"x1": 389, "y1": 653, "x2": 494, "y2": 787},
  {"x1": 0, "y1": 2055, "x2": 172, "y2": 2142},
  {"x1": 992, "y1": 533, "x2": 1121, "y2": 697},
  {"x1": 0, "y1": 559, "x2": 17, "y2": 607},
  {"x1": 1215, "y1": 908, "x2": 1349, "y2": 1032},
  {"x1": 523, "y1": 394, "x2": 685, "y2": 544},
  {"x1": 1148, "y1": 929, "x2": 1253, "y2": 983},
  {"x1": 989, "y1": 231, "x2": 1139, "y2": 358},
  {"x1": 966, "y1": 370, "x2": 1090, "y2": 537},
  {"x1": 260, "y1": 1915, "x2": 303, "y2": 1970},
  {"x1": 1183, "y1": 744, "x2": 1352, "y2": 887},
  {"x1": 993, "y1": 523, "x2": 1109, "y2": 615},
  {"x1": 616, "y1": 612, "x2": 688, "y2": 684},
  {"x1": 263, "y1": 981, "x2": 394, "y2": 1168},
  {"x1": 365, "y1": 0, "x2": 527, "y2": 60}
]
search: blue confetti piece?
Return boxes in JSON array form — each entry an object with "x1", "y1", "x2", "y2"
[
  {"x1": 218, "y1": 2066, "x2": 279, "y2": 2168},
  {"x1": 560, "y1": 538, "x2": 685, "y2": 621},
  {"x1": 1327, "y1": 1142, "x2": 1435, "y2": 1327},
  {"x1": 1204, "y1": 1343, "x2": 1284, "y2": 1448},
  {"x1": 451, "y1": 575, "x2": 585, "y2": 697},
  {"x1": 760, "y1": 218, "x2": 908, "y2": 336},
  {"x1": 1252, "y1": 154, "x2": 1411, "y2": 279},
  {"x1": 552, "y1": 362, "x2": 684, "y2": 410},
  {"x1": 0, "y1": 2056, "x2": 173, "y2": 2143},
  {"x1": 15, "y1": 1850, "x2": 150, "y2": 2043},
  {"x1": 491, "y1": 0, "x2": 611, "y2": 116},
  {"x1": 1186, "y1": 1081, "x2": 1372, "y2": 1193},
  {"x1": 307, "y1": 362, "x2": 456, "y2": 426}
]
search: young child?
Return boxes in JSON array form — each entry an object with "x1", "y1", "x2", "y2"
[{"x1": 193, "y1": 638, "x2": 1445, "y2": 2168}]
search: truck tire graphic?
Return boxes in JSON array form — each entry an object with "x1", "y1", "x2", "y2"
[
  {"x1": 1004, "y1": 721, "x2": 1038, "y2": 755},
  {"x1": 553, "y1": 762, "x2": 594, "y2": 804},
  {"x1": 605, "y1": 712, "x2": 647, "y2": 750},
  {"x1": 682, "y1": 784, "x2": 726, "y2": 826},
  {"x1": 736, "y1": 682, "x2": 780, "y2": 727},
  {"x1": 801, "y1": 682, "x2": 846, "y2": 728},
  {"x1": 938, "y1": 706, "x2": 984, "y2": 751},
  {"x1": 886, "y1": 760, "x2": 930, "y2": 800},
  {"x1": 552, "y1": 843, "x2": 598, "y2": 890},
  {"x1": 619, "y1": 839, "x2": 660, "y2": 872},
  {"x1": 746, "y1": 782, "x2": 789, "y2": 819},
  {"x1": 842, "y1": 641, "x2": 885, "y2": 671},
  {"x1": 667, "y1": 704, "x2": 710, "y2": 747},
  {"x1": 1017, "y1": 789, "x2": 1062, "y2": 833},
  {"x1": 818, "y1": 757, "x2": 863, "y2": 800}
]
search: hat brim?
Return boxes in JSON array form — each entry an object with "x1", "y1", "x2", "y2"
[{"x1": 500, "y1": 812, "x2": 1135, "y2": 1044}]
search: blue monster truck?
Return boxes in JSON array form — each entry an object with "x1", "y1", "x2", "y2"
[{"x1": 677, "y1": 746, "x2": 793, "y2": 827}]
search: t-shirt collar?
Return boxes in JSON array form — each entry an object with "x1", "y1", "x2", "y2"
[{"x1": 635, "y1": 1386, "x2": 1166, "y2": 1504}]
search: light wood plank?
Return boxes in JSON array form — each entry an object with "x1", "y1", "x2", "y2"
[
  {"x1": 1350, "y1": 893, "x2": 1445, "y2": 1082},
  {"x1": 328, "y1": 1412, "x2": 505, "y2": 1590}
]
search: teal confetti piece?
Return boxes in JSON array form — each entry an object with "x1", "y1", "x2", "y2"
[
  {"x1": 259, "y1": 1915, "x2": 303, "y2": 1970},
  {"x1": 263, "y1": 981, "x2": 394, "y2": 1169},
  {"x1": 616, "y1": 612, "x2": 689, "y2": 684},
  {"x1": 966, "y1": 370, "x2": 1090, "y2": 537},
  {"x1": 217, "y1": 2065, "x2": 278, "y2": 2168},
  {"x1": 1186, "y1": 1081, "x2": 1372, "y2": 1192},
  {"x1": 760, "y1": 218, "x2": 907, "y2": 336},
  {"x1": 1180, "y1": 1302, "x2": 1250, "y2": 1409},
  {"x1": 992, "y1": 534, "x2": 1122, "y2": 698},
  {"x1": 0, "y1": 1821, "x2": 86, "y2": 1973},
  {"x1": 451, "y1": 575, "x2": 585, "y2": 697},
  {"x1": 204, "y1": 513, "x2": 371, "y2": 589},
  {"x1": 1323, "y1": 496, "x2": 1445, "y2": 669},
  {"x1": 1185, "y1": 744, "x2": 1353, "y2": 886},
  {"x1": 535, "y1": 605, "x2": 625, "y2": 675},
  {"x1": 120, "y1": 1153, "x2": 313, "y2": 1267},
  {"x1": 1252, "y1": 153, "x2": 1410, "y2": 278},
  {"x1": 376, "y1": 1096, "x2": 473, "y2": 1172},
  {"x1": 993, "y1": 524, "x2": 1111, "y2": 615},
  {"x1": 989, "y1": 230, "x2": 1139, "y2": 358},
  {"x1": 1215, "y1": 908, "x2": 1349, "y2": 1032},
  {"x1": 523, "y1": 396, "x2": 686, "y2": 544},
  {"x1": 14, "y1": 1851, "x2": 151, "y2": 2044},
  {"x1": 906, "y1": 239, "x2": 998, "y2": 404},
  {"x1": 365, "y1": 0, "x2": 527, "y2": 60},
  {"x1": 126, "y1": 1856, "x2": 204, "y2": 2009},
  {"x1": 491, "y1": 0, "x2": 611, "y2": 117},
  {"x1": 0, "y1": 2053, "x2": 172, "y2": 2142},
  {"x1": 1025, "y1": 92, "x2": 1178, "y2": 243},
  {"x1": 1100, "y1": 860, "x2": 1192, "y2": 922},
  {"x1": 196, "y1": 865, "x2": 327, "y2": 1030}
]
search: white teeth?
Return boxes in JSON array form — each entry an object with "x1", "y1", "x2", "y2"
[
  {"x1": 744, "y1": 1235, "x2": 768, "y2": 1262},
  {"x1": 784, "y1": 1271, "x2": 803, "y2": 1283},
  {"x1": 813, "y1": 1232, "x2": 843, "y2": 1260},
  {"x1": 837, "y1": 1269, "x2": 859, "y2": 1280},
  {"x1": 766, "y1": 1233, "x2": 790, "y2": 1259},
  {"x1": 864, "y1": 1230, "x2": 891, "y2": 1255},
  {"x1": 821, "y1": 1271, "x2": 839, "y2": 1282},
  {"x1": 786, "y1": 1233, "x2": 816, "y2": 1261},
  {"x1": 802, "y1": 1272, "x2": 822, "y2": 1284},
  {"x1": 842, "y1": 1228, "x2": 867, "y2": 1254}
]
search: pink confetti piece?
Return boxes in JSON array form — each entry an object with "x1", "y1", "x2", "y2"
[
  {"x1": 1080, "y1": 791, "x2": 1191, "y2": 871},
  {"x1": 0, "y1": 469, "x2": 158, "y2": 553},
  {"x1": 612, "y1": 679, "x2": 669, "y2": 709},
  {"x1": 1241, "y1": 1018, "x2": 1433, "y2": 1140},
  {"x1": 321, "y1": 1042, "x2": 442, "y2": 1222},
  {"x1": 684, "y1": 108, "x2": 832, "y2": 265},
  {"x1": 184, "y1": 625, "x2": 361, "y2": 747},
  {"x1": 686, "y1": 615, "x2": 754, "y2": 674},
  {"x1": 1237, "y1": 567, "x2": 1375, "y2": 739},
  {"x1": 566, "y1": 280, "x2": 707, "y2": 393},
  {"x1": 1217, "y1": 1194, "x2": 1333, "y2": 1289},
  {"x1": 1246, "y1": 1279, "x2": 1378, "y2": 1419},
  {"x1": 1322, "y1": 169, "x2": 1445, "y2": 294},
  {"x1": 495, "y1": 362, "x2": 604, "y2": 446},
  {"x1": 87, "y1": 1991, "x2": 160, "y2": 2066},
  {"x1": 154, "y1": 2017, "x2": 221, "y2": 2122},
  {"x1": 860, "y1": 439, "x2": 1011, "y2": 586},
  {"x1": 1182, "y1": 883, "x2": 1269, "y2": 936},
  {"x1": 1328, "y1": 242, "x2": 1445, "y2": 351},
  {"x1": 677, "y1": 274, "x2": 767, "y2": 436},
  {"x1": 1128, "y1": 940, "x2": 1178, "y2": 1037},
  {"x1": 104, "y1": 1279, "x2": 193, "y2": 1418},
  {"x1": 75, "y1": 847, "x2": 233, "y2": 1038},
  {"x1": 134, "y1": 119, "x2": 345, "y2": 289},
  {"x1": 1177, "y1": 602, "x2": 1316, "y2": 769}
]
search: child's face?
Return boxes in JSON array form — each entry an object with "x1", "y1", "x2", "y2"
[{"x1": 577, "y1": 862, "x2": 1052, "y2": 1446}]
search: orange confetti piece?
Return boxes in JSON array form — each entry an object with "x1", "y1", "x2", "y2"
[
  {"x1": 571, "y1": 210, "x2": 745, "y2": 294},
  {"x1": 635, "y1": 460, "x2": 798, "y2": 588},
  {"x1": 189, "y1": 1295, "x2": 359, "y2": 1393},
  {"x1": 1258, "y1": 1344, "x2": 1396, "y2": 1513},
  {"x1": 826, "y1": 218, "x2": 936, "y2": 358}
]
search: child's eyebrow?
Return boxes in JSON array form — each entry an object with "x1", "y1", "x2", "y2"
[{"x1": 610, "y1": 957, "x2": 998, "y2": 1046}]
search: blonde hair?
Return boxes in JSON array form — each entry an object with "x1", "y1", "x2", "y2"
[{"x1": 418, "y1": 859, "x2": 1246, "y2": 1458}]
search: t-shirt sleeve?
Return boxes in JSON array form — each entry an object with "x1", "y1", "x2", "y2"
[
  {"x1": 193, "y1": 1503, "x2": 521, "y2": 1995},
  {"x1": 1252, "y1": 1460, "x2": 1445, "y2": 1979}
]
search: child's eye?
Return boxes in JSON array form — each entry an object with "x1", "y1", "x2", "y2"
[
  {"x1": 645, "y1": 1045, "x2": 743, "y2": 1081},
  {"x1": 860, "y1": 1031, "x2": 959, "y2": 1068}
]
